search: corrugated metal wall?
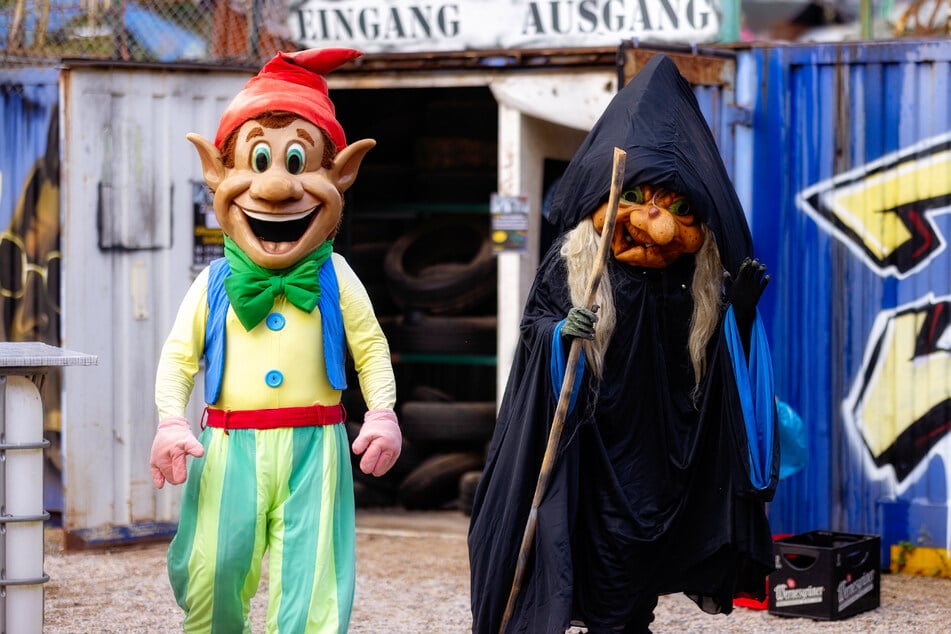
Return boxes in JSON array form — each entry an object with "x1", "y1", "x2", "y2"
[
  {"x1": 750, "y1": 41, "x2": 951, "y2": 558},
  {"x1": 61, "y1": 66, "x2": 250, "y2": 538}
]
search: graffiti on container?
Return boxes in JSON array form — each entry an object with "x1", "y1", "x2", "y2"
[
  {"x1": 0, "y1": 105, "x2": 64, "y2": 465},
  {"x1": 843, "y1": 295, "x2": 951, "y2": 481},
  {"x1": 798, "y1": 131, "x2": 951, "y2": 486},
  {"x1": 798, "y1": 132, "x2": 951, "y2": 279}
]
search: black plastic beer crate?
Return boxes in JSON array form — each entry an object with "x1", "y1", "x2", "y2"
[{"x1": 768, "y1": 530, "x2": 880, "y2": 620}]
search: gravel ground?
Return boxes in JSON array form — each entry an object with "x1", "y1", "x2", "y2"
[{"x1": 42, "y1": 509, "x2": 951, "y2": 633}]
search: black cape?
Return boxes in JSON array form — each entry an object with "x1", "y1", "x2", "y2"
[{"x1": 468, "y1": 54, "x2": 778, "y2": 633}]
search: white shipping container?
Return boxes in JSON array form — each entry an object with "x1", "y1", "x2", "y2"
[{"x1": 61, "y1": 65, "x2": 251, "y2": 538}]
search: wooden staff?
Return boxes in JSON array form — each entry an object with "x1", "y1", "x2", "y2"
[{"x1": 499, "y1": 147, "x2": 627, "y2": 633}]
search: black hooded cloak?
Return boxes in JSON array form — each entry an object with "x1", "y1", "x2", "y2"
[{"x1": 468, "y1": 54, "x2": 779, "y2": 633}]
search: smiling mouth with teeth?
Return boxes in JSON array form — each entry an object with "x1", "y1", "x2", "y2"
[{"x1": 244, "y1": 208, "x2": 317, "y2": 243}]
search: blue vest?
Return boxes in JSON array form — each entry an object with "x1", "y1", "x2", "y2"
[{"x1": 202, "y1": 256, "x2": 348, "y2": 405}]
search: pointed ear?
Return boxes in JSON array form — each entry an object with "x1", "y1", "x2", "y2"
[
  {"x1": 187, "y1": 133, "x2": 226, "y2": 191},
  {"x1": 331, "y1": 138, "x2": 375, "y2": 194}
]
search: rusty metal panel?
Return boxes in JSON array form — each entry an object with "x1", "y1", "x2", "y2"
[
  {"x1": 61, "y1": 66, "x2": 251, "y2": 540},
  {"x1": 750, "y1": 41, "x2": 951, "y2": 560},
  {"x1": 350, "y1": 46, "x2": 619, "y2": 73},
  {"x1": 619, "y1": 43, "x2": 736, "y2": 88}
]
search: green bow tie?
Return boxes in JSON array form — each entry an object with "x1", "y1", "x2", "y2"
[{"x1": 222, "y1": 237, "x2": 333, "y2": 331}]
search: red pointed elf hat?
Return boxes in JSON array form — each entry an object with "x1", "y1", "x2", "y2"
[{"x1": 214, "y1": 48, "x2": 362, "y2": 151}]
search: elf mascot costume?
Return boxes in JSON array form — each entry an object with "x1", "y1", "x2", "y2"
[{"x1": 150, "y1": 48, "x2": 400, "y2": 633}]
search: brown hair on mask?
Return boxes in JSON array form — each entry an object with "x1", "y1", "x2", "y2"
[{"x1": 219, "y1": 110, "x2": 338, "y2": 169}]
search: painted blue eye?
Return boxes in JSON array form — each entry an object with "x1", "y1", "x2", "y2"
[
  {"x1": 286, "y1": 142, "x2": 305, "y2": 175},
  {"x1": 621, "y1": 187, "x2": 645, "y2": 203},
  {"x1": 252, "y1": 143, "x2": 271, "y2": 173}
]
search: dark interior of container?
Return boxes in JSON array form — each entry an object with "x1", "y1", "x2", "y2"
[{"x1": 331, "y1": 85, "x2": 501, "y2": 509}]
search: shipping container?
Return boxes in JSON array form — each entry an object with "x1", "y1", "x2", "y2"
[{"x1": 746, "y1": 40, "x2": 951, "y2": 566}]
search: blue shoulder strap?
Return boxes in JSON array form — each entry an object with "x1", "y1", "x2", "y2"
[
  {"x1": 724, "y1": 306, "x2": 776, "y2": 491},
  {"x1": 203, "y1": 258, "x2": 231, "y2": 404},
  {"x1": 319, "y1": 257, "x2": 348, "y2": 390},
  {"x1": 203, "y1": 256, "x2": 347, "y2": 405}
]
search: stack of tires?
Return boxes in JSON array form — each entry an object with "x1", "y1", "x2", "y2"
[
  {"x1": 349, "y1": 218, "x2": 495, "y2": 512},
  {"x1": 384, "y1": 218, "x2": 497, "y2": 357}
]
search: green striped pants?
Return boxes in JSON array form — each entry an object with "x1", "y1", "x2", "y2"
[{"x1": 167, "y1": 424, "x2": 355, "y2": 633}]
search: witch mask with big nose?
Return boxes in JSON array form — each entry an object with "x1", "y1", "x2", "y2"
[{"x1": 592, "y1": 183, "x2": 704, "y2": 268}]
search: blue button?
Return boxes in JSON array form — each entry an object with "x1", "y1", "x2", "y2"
[
  {"x1": 266, "y1": 312, "x2": 285, "y2": 331},
  {"x1": 265, "y1": 370, "x2": 284, "y2": 388}
]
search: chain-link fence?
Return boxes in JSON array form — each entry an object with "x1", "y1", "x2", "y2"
[
  {"x1": 2, "y1": 1, "x2": 948, "y2": 70},
  {"x1": 1, "y1": 0, "x2": 295, "y2": 67}
]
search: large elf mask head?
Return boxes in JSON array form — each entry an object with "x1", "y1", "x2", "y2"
[
  {"x1": 591, "y1": 183, "x2": 704, "y2": 268},
  {"x1": 188, "y1": 48, "x2": 373, "y2": 270}
]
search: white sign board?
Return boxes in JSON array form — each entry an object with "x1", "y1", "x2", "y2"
[{"x1": 289, "y1": 0, "x2": 721, "y2": 53}]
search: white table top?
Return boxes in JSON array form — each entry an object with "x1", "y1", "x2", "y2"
[{"x1": 0, "y1": 342, "x2": 98, "y2": 368}]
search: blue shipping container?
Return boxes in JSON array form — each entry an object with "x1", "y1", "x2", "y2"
[{"x1": 749, "y1": 41, "x2": 951, "y2": 565}]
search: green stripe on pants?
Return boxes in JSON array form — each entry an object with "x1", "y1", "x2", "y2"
[
  {"x1": 330, "y1": 425, "x2": 356, "y2": 631},
  {"x1": 273, "y1": 424, "x2": 355, "y2": 633},
  {"x1": 167, "y1": 427, "x2": 214, "y2": 617},
  {"x1": 212, "y1": 429, "x2": 260, "y2": 631}
]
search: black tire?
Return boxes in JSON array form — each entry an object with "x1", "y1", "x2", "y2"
[
  {"x1": 345, "y1": 420, "x2": 362, "y2": 445},
  {"x1": 398, "y1": 451, "x2": 485, "y2": 510},
  {"x1": 399, "y1": 401, "x2": 496, "y2": 446},
  {"x1": 384, "y1": 220, "x2": 496, "y2": 315},
  {"x1": 347, "y1": 241, "x2": 390, "y2": 283},
  {"x1": 390, "y1": 313, "x2": 496, "y2": 355},
  {"x1": 348, "y1": 241, "x2": 399, "y2": 315},
  {"x1": 409, "y1": 385, "x2": 455, "y2": 402},
  {"x1": 353, "y1": 480, "x2": 397, "y2": 508},
  {"x1": 458, "y1": 470, "x2": 482, "y2": 517},
  {"x1": 347, "y1": 422, "x2": 425, "y2": 492}
]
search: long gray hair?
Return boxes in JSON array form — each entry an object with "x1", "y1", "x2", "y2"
[{"x1": 562, "y1": 220, "x2": 722, "y2": 389}]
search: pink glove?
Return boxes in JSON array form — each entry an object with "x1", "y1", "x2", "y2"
[
  {"x1": 150, "y1": 416, "x2": 205, "y2": 488},
  {"x1": 351, "y1": 408, "x2": 401, "y2": 477}
]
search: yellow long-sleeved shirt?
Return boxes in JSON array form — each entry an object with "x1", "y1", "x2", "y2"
[{"x1": 155, "y1": 253, "x2": 396, "y2": 420}]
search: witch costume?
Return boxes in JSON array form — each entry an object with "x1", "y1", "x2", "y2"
[{"x1": 468, "y1": 54, "x2": 779, "y2": 634}]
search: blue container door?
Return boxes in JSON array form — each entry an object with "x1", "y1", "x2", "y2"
[{"x1": 750, "y1": 42, "x2": 951, "y2": 560}]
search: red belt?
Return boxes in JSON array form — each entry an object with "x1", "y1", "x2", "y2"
[{"x1": 202, "y1": 403, "x2": 346, "y2": 433}]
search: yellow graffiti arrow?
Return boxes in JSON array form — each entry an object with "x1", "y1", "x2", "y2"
[
  {"x1": 850, "y1": 299, "x2": 951, "y2": 480},
  {"x1": 799, "y1": 134, "x2": 951, "y2": 278}
]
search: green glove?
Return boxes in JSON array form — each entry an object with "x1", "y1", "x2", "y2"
[{"x1": 562, "y1": 306, "x2": 598, "y2": 340}]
